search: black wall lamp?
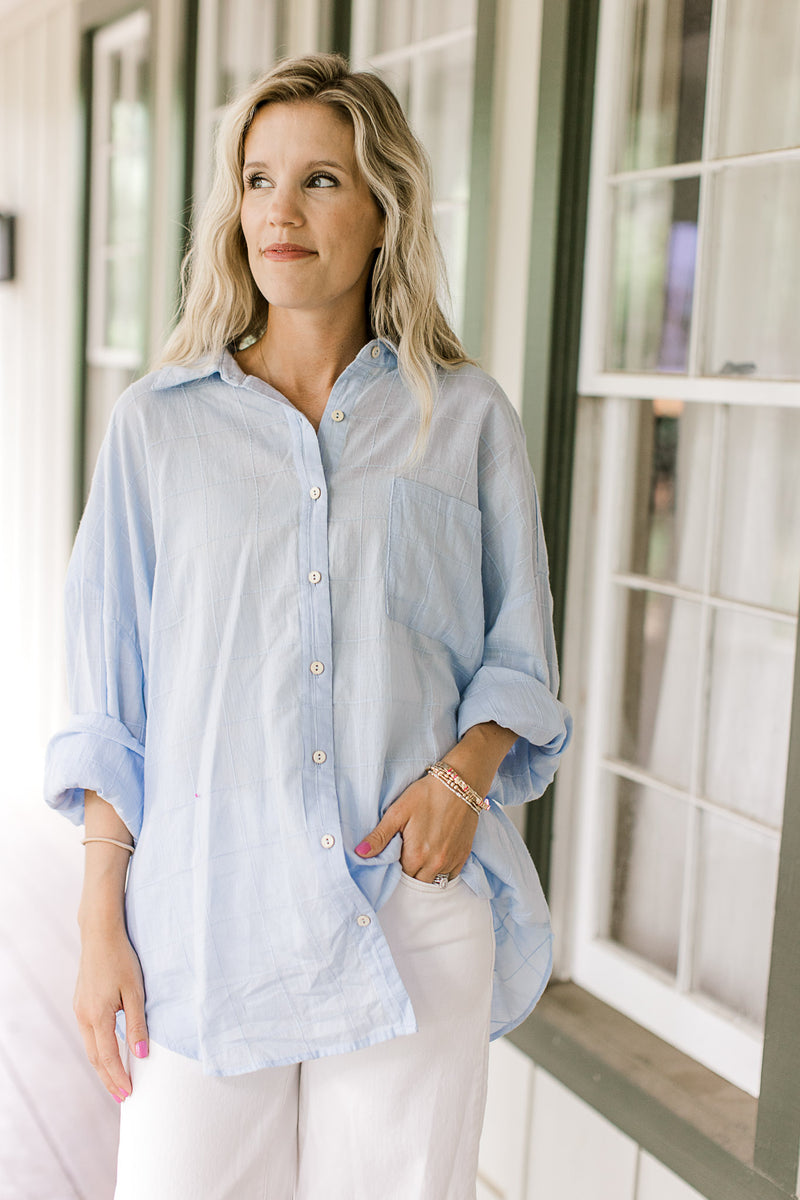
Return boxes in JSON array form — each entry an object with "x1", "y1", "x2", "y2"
[{"x1": 0, "y1": 214, "x2": 16, "y2": 282}]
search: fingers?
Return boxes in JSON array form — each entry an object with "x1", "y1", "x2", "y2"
[
  {"x1": 124, "y1": 983, "x2": 150, "y2": 1064},
  {"x1": 76, "y1": 1009, "x2": 132, "y2": 1102},
  {"x1": 355, "y1": 804, "x2": 405, "y2": 858},
  {"x1": 73, "y1": 938, "x2": 148, "y2": 1104}
]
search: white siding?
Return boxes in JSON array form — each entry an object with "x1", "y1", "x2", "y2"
[
  {"x1": 478, "y1": 1039, "x2": 536, "y2": 1200},
  {"x1": 0, "y1": 0, "x2": 79, "y2": 793},
  {"x1": 637, "y1": 1153, "x2": 707, "y2": 1200},
  {"x1": 478, "y1": 1039, "x2": 717, "y2": 1200},
  {"x1": 526, "y1": 1068, "x2": 639, "y2": 1199}
]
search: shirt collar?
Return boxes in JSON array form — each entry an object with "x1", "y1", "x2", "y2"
[{"x1": 149, "y1": 338, "x2": 398, "y2": 393}]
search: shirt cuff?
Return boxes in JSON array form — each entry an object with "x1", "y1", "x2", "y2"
[
  {"x1": 43, "y1": 713, "x2": 145, "y2": 839},
  {"x1": 457, "y1": 665, "x2": 571, "y2": 803}
]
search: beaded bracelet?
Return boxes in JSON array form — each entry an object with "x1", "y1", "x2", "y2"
[{"x1": 426, "y1": 760, "x2": 491, "y2": 816}]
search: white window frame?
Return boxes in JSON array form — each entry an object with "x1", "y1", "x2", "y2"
[
  {"x1": 566, "y1": 0, "x2": 800, "y2": 1098},
  {"x1": 350, "y1": 0, "x2": 479, "y2": 334},
  {"x1": 86, "y1": 9, "x2": 151, "y2": 371},
  {"x1": 193, "y1": 0, "x2": 284, "y2": 204},
  {"x1": 578, "y1": 0, "x2": 800, "y2": 409}
]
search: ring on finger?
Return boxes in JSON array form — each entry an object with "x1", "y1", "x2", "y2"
[{"x1": 433, "y1": 873, "x2": 450, "y2": 888}]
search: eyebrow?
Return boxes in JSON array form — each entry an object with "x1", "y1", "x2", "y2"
[{"x1": 242, "y1": 158, "x2": 348, "y2": 173}]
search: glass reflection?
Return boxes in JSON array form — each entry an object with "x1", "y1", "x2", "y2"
[
  {"x1": 704, "y1": 164, "x2": 800, "y2": 380},
  {"x1": 607, "y1": 177, "x2": 699, "y2": 373},
  {"x1": 693, "y1": 812, "x2": 779, "y2": 1025},
  {"x1": 611, "y1": 588, "x2": 701, "y2": 790},
  {"x1": 609, "y1": 776, "x2": 687, "y2": 976},
  {"x1": 704, "y1": 610, "x2": 794, "y2": 828},
  {"x1": 617, "y1": 0, "x2": 711, "y2": 171},
  {"x1": 415, "y1": 41, "x2": 474, "y2": 204},
  {"x1": 716, "y1": 407, "x2": 800, "y2": 614},
  {"x1": 622, "y1": 399, "x2": 713, "y2": 589},
  {"x1": 717, "y1": 0, "x2": 800, "y2": 157}
]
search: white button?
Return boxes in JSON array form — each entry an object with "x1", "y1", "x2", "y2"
[
  {"x1": 331, "y1": 409, "x2": 345, "y2": 422},
  {"x1": 312, "y1": 750, "x2": 327, "y2": 764},
  {"x1": 308, "y1": 570, "x2": 322, "y2": 584},
  {"x1": 371, "y1": 345, "x2": 380, "y2": 359},
  {"x1": 310, "y1": 661, "x2": 325, "y2": 675},
  {"x1": 321, "y1": 834, "x2": 335, "y2": 849},
  {"x1": 309, "y1": 486, "x2": 322, "y2": 500},
  {"x1": 356, "y1": 914, "x2": 371, "y2": 927}
]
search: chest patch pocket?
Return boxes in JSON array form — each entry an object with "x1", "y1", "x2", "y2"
[{"x1": 386, "y1": 476, "x2": 484, "y2": 663}]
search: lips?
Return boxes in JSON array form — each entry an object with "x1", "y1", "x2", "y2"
[{"x1": 262, "y1": 243, "x2": 316, "y2": 259}]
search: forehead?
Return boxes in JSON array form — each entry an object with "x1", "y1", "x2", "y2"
[{"x1": 244, "y1": 100, "x2": 355, "y2": 157}]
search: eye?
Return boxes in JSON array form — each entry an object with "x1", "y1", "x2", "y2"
[
  {"x1": 244, "y1": 172, "x2": 272, "y2": 190},
  {"x1": 307, "y1": 172, "x2": 338, "y2": 189}
]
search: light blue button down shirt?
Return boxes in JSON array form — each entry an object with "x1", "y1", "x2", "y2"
[{"x1": 44, "y1": 340, "x2": 571, "y2": 1076}]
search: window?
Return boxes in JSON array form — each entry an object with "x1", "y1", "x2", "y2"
[
  {"x1": 349, "y1": 0, "x2": 479, "y2": 336},
  {"x1": 84, "y1": 9, "x2": 151, "y2": 476},
  {"x1": 569, "y1": 0, "x2": 800, "y2": 1096},
  {"x1": 193, "y1": 0, "x2": 287, "y2": 202}
]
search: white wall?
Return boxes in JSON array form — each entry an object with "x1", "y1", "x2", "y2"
[{"x1": 0, "y1": 0, "x2": 79, "y2": 798}]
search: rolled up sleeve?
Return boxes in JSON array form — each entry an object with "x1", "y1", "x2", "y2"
[
  {"x1": 44, "y1": 394, "x2": 153, "y2": 839},
  {"x1": 457, "y1": 390, "x2": 571, "y2": 804}
]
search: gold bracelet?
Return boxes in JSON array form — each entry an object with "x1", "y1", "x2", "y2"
[
  {"x1": 81, "y1": 836, "x2": 134, "y2": 854},
  {"x1": 426, "y1": 760, "x2": 491, "y2": 815}
]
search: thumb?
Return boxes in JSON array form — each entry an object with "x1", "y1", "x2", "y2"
[
  {"x1": 124, "y1": 990, "x2": 150, "y2": 1061},
  {"x1": 355, "y1": 806, "x2": 404, "y2": 858}
]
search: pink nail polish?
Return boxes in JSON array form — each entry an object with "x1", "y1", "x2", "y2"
[
  {"x1": 355, "y1": 840, "x2": 371, "y2": 856},
  {"x1": 114, "y1": 1093, "x2": 124, "y2": 1103},
  {"x1": 135, "y1": 1040, "x2": 149, "y2": 1059}
]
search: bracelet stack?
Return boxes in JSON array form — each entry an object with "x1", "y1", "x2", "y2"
[{"x1": 426, "y1": 760, "x2": 491, "y2": 815}]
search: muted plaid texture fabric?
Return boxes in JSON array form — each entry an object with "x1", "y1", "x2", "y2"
[{"x1": 44, "y1": 340, "x2": 570, "y2": 1076}]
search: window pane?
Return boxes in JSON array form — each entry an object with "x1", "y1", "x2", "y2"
[
  {"x1": 717, "y1": 0, "x2": 800, "y2": 157},
  {"x1": 415, "y1": 40, "x2": 475, "y2": 204},
  {"x1": 433, "y1": 202, "x2": 468, "y2": 333},
  {"x1": 617, "y1": 0, "x2": 711, "y2": 171},
  {"x1": 371, "y1": 0, "x2": 413, "y2": 54},
  {"x1": 717, "y1": 407, "x2": 800, "y2": 614},
  {"x1": 108, "y1": 152, "x2": 148, "y2": 246},
  {"x1": 703, "y1": 164, "x2": 800, "y2": 380},
  {"x1": 704, "y1": 610, "x2": 794, "y2": 828},
  {"x1": 622, "y1": 399, "x2": 713, "y2": 589},
  {"x1": 419, "y1": 0, "x2": 477, "y2": 39},
  {"x1": 693, "y1": 813, "x2": 779, "y2": 1025},
  {"x1": 608, "y1": 776, "x2": 688, "y2": 975},
  {"x1": 216, "y1": 0, "x2": 279, "y2": 105},
  {"x1": 104, "y1": 253, "x2": 145, "y2": 353},
  {"x1": 610, "y1": 589, "x2": 702, "y2": 790},
  {"x1": 607, "y1": 177, "x2": 699, "y2": 373},
  {"x1": 373, "y1": 59, "x2": 411, "y2": 113},
  {"x1": 110, "y1": 58, "x2": 148, "y2": 147}
]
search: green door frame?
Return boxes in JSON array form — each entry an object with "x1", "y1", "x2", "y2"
[{"x1": 521, "y1": 0, "x2": 599, "y2": 896}]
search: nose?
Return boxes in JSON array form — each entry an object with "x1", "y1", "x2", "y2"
[{"x1": 268, "y1": 183, "x2": 303, "y2": 228}]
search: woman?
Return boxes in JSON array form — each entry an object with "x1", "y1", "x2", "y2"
[{"x1": 45, "y1": 53, "x2": 570, "y2": 1199}]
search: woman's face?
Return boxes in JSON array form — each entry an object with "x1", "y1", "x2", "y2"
[{"x1": 240, "y1": 100, "x2": 385, "y2": 321}]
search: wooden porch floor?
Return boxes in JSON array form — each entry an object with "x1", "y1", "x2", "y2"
[{"x1": 0, "y1": 789, "x2": 119, "y2": 1199}]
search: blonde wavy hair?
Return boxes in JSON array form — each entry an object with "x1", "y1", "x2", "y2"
[{"x1": 160, "y1": 52, "x2": 474, "y2": 446}]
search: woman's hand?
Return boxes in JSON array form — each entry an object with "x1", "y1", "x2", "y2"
[
  {"x1": 355, "y1": 723, "x2": 518, "y2": 880},
  {"x1": 355, "y1": 773, "x2": 479, "y2": 882},
  {"x1": 73, "y1": 921, "x2": 149, "y2": 1103}
]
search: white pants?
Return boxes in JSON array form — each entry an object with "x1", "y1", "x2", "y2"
[{"x1": 115, "y1": 872, "x2": 495, "y2": 1200}]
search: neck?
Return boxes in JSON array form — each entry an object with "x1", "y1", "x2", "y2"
[{"x1": 257, "y1": 306, "x2": 372, "y2": 401}]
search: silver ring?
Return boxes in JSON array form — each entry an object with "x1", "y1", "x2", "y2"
[{"x1": 433, "y1": 873, "x2": 450, "y2": 888}]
